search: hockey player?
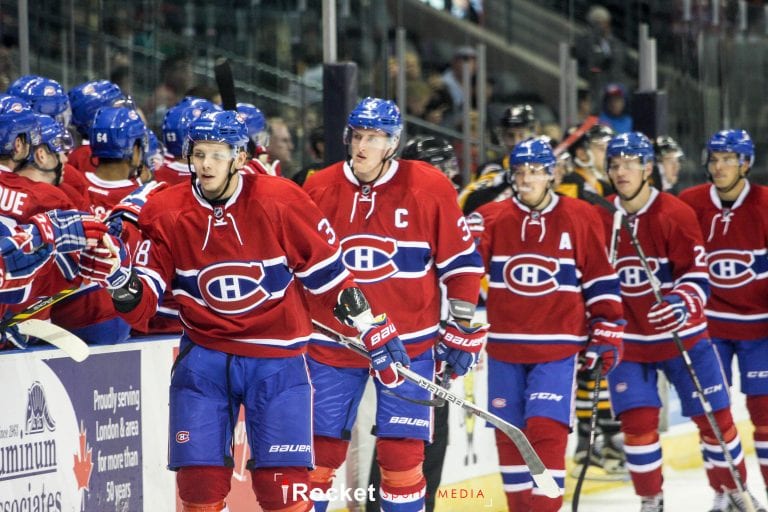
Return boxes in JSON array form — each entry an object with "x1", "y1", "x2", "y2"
[
  {"x1": 458, "y1": 104, "x2": 538, "y2": 213},
  {"x1": 557, "y1": 123, "x2": 615, "y2": 199},
  {"x1": 236, "y1": 102, "x2": 277, "y2": 176},
  {"x1": 157, "y1": 97, "x2": 218, "y2": 185},
  {"x1": 67, "y1": 79, "x2": 125, "y2": 173},
  {"x1": 80, "y1": 109, "x2": 406, "y2": 512},
  {"x1": 365, "y1": 133, "x2": 462, "y2": 512},
  {"x1": 303, "y1": 97, "x2": 485, "y2": 512},
  {"x1": 475, "y1": 137, "x2": 624, "y2": 512},
  {"x1": 596, "y1": 131, "x2": 764, "y2": 511},
  {"x1": 0, "y1": 94, "x2": 39, "y2": 172},
  {"x1": 651, "y1": 135, "x2": 685, "y2": 194},
  {"x1": 679, "y1": 129, "x2": 768, "y2": 510},
  {"x1": 50, "y1": 105, "x2": 146, "y2": 344}
]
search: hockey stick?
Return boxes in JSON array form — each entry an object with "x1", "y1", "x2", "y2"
[
  {"x1": 313, "y1": 320, "x2": 560, "y2": 498},
  {"x1": 16, "y1": 319, "x2": 89, "y2": 362},
  {"x1": 573, "y1": 211, "x2": 623, "y2": 510},
  {"x1": 572, "y1": 365, "x2": 602, "y2": 512},
  {"x1": 553, "y1": 116, "x2": 599, "y2": 156},
  {"x1": 214, "y1": 58, "x2": 237, "y2": 111},
  {"x1": 584, "y1": 191, "x2": 754, "y2": 512},
  {"x1": 0, "y1": 283, "x2": 99, "y2": 329}
]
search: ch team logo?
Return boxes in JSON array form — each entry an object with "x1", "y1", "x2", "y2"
[
  {"x1": 502, "y1": 254, "x2": 560, "y2": 296},
  {"x1": 707, "y1": 250, "x2": 755, "y2": 288},
  {"x1": 197, "y1": 261, "x2": 271, "y2": 314},
  {"x1": 341, "y1": 235, "x2": 399, "y2": 283},
  {"x1": 615, "y1": 256, "x2": 660, "y2": 297}
]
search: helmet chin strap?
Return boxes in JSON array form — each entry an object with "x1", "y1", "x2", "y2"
[
  {"x1": 513, "y1": 180, "x2": 553, "y2": 210},
  {"x1": 30, "y1": 154, "x2": 64, "y2": 186},
  {"x1": 349, "y1": 144, "x2": 396, "y2": 186},
  {"x1": 714, "y1": 171, "x2": 745, "y2": 195}
]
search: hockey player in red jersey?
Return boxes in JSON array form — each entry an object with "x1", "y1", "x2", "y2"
[
  {"x1": 157, "y1": 97, "x2": 218, "y2": 185},
  {"x1": 475, "y1": 137, "x2": 624, "y2": 512},
  {"x1": 596, "y1": 132, "x2": 765, "y2": 511},
  {"x1": 679, "y1": 129, "x2": 768, "y2": 510},
  {"x1": 80, "y1": 109, "x2": 407, "y2": 512},
  {"x1": 303, "y1": 98, "x2": 485, "y2": 512}
]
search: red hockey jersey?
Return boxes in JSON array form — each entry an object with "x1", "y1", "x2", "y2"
[
  {"x1": 595, "y1": 189, "x2": 710, "y2": 362},
  {"x1": 477, "y1": 193, "x2": 623, "y2": 363},
  {"x1": 679, "y1": 181, "x2": 768, "y2": 340},
  {"x1": 117, "y1": 174, "x2": 356, "y2": 358},
  {"x1": 155, "y1": 160, "x2": 191, "y2": 186},
  {"x1": 68, "y1": 142, "x2": 97, "y2": 174},
  {"x1": 304, "y1": 159, "x2": 483, "y2": 367}
]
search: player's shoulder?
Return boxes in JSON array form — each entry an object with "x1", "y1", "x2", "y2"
[
  {"x1": 303, "y1": 161, "x2": 344, "y2": 191},
  {"x1": 397, "y1": 159, "x2": 457, "y2": 197},
  {"x1": 0, "y1": 172, "x2": 74, "y2": 209},
  {"x1": 677, "y1": 183, "x2": 710, "y2": 204},
  {"x1": 243, "y1": 173, "x2": 312, "y2": 204}
]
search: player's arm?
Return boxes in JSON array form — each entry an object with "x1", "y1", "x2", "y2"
[
  {"x1": 432, "y1": 184, "x2": 488, "y2": 376},
  {"x1": 647, "y1": 205, "x2": 709, "y2": 334}
]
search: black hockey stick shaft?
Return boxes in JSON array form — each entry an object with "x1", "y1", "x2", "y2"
[
  {"x1": 214, "y1": 58, "x2": 237, "y2": 111},
  {"x1": 585, "y1": 192, "x2": 752, "y2": 509},
  {"x1": 312, "y1": 320, "x2": 559, "y2": 498},
  {"x1": 572, "y1": 365, "x2": 603, "y2": 512}
]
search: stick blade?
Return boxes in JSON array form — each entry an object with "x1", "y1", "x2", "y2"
[
  {"x1": 17, "y1": 319, "x2": 90, "y2": 362},
  {"x1": 532, "y1": 470, "x2": 560, "y2": 499}
]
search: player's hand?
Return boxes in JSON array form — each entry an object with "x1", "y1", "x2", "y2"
[
  {"x1": 435, "y1": 319, "x2": 488, "y2": 377},
  {"x1": 0, "y1": 229, "x2": 54, "y2": 281},
  {"x1": 647, "y1": 289, "x2": 702, "y2": 333},
  {"x1": 358, "y1": 314, "x2": 410, "y2": 388},
  {"x1": 28, "y1": 210, "x2": 106, "y2": 254},
  {"x1": 79, "y1": 234, "x2": 132, "y2": 290},
  {"x1": 581, "y1": 320, "x2": 625, "y2": 376},
  {"x1": 0, "y1": 312, "x2": 26, "y2": 350},
  {"x1": 107, "y1": 181, "x2": 167, "y2": 225}
]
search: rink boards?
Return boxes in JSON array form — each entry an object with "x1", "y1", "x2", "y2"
[{"x1": 0, "y1": 333, "x2": 752, "y2": 512}]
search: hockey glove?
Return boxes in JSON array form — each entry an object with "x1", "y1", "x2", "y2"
[
  {"x1": 436, "y1": 319, "x2": 488, "y2": 377},
  {"x1": 79, "y1": 234, "x2": 132, "y2": 290},
  {"x1": 29, "y1": 210, "x2": 106, "y2": 254},
  {"x1": 359, "y1": 314, "x2": 410, "y2": 388},
  {"x1": 107, "y1": 181, "x2": 167, "y2": 226},
  {"x1": 581, "y1": 320, "x2": 625, "y2": 376},
  {"x1": 647, "y1": 288, "x2": 703, "y2": 334},
  {"x1": 0, "y1": 230, "x2": 53, "y2": 281}
]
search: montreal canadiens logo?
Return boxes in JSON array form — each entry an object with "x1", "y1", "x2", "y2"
[
  {"x1": 708, "y1": 250, "x2": 755, "y2": 288},
  {"x1": 176, "y1": 431, "x2": 190, "y2": 443},
  {"x1": 615, "y1": 256, "x2": 660, "y2": 297},
  {"x1": 341, "y1": 234, "x2": 399, "y2": 283},
  {"x1": 197, "y1": 261, "x2": 270, "y2": 314},
  {"x1": 502, "y1": 254, "x2": 559, "y2": 296}
]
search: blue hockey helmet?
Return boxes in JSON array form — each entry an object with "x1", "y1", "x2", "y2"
[
  {"x1": 8, "y1": 75, "x2": 71, "y2": 127},
  {"x1": 90, "y1": 106, "x2": 148, "y2": 160},
  {"x1": 706, "y1": 129, "x2": 754, "y2": 167},
  {"x1": 236, "y1": 102, "x2": 269, "y2": 147},
  {"x1": 68, "y1": 80, "x2": 124, "y2": 137},
  {"x1": 162, "y1": 103, "x2": 212, "y2": 158},
  {"x1": 606, "y1": 132, "x2": 654, "y2": 166},
  {"x1": 509, "y1": 136, "x2": 557, "y2": 174},
  {"x1": 176, "y1": 96, "x2": 221, "y2": 112},
  {"x1": 35, "y1": 114, "x2": 73, "y2": 154},
  {"x1": 185, "y1": 110, "x2": 249, "y2": 156},
  {"x1": 0, "y1": 95, "x2": 41, "y2": 156},
  {"x1": 344, "y1": 97, "x2": 402, "y2": 142}
]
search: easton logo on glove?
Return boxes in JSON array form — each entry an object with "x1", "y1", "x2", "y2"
[{"x1": 592, "y1": 327, "x2": 623, "y2": 340}]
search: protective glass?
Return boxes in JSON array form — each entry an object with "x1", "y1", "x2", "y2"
[
  {"x1": 608, "y1": 157, "x2": 645, "y2": 173},
  {"x1": 707, "y1": 154, "x2": 741, "y2": 169},
  {"x1": 191, "y1": 149, "x2": 236, "y2": 163},
  {"x1": 510, "y1": 163, "x2": 551, "y2": 181},
  {"x1": 344, "y1": 128, "x2": 393, "y2": 150}
]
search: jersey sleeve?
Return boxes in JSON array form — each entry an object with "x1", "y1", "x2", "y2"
[
  {"x1": 665, "y1": 201, "x2": 709, "y2": 305},
  {"x1": 274, "y1": 189, "x2": 355, "y2": 310},
  {"x1": 574, "y1": 203, "x2": 623, "y2": 324},
  {"x1": 430, "y1": 179, "x2": 484, "y2": 304}
]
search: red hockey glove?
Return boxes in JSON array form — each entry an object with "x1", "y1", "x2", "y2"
[
  {"x1": 435, "y1": 319, "x2": 488, "y2": 376},
  {"x1": 79, "y1": 234, "x2": 132, "y2": 290},
  {"x1": 581, "y1": 320, "x2": 625, "y2": 376},
  {"x1": 647, "y1": 287, "x2": 703, "y2": 334},
  {"x1": 107, "y1": 181, "x2": 168, "y2": 226}
]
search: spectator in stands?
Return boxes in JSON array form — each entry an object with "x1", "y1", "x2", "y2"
[
  {"x1": 574, "y1": 5, "x2": 627, "y2": 114},
  {"x1": 266, "y1": 117, "x2": 295, "y2": 177},
  {"x1": 598, "y1": 82, "x2": 633, "y2": 134},
  {"x1": 440, "y1": 45, "x2": 476, "y2": 129},
  {"x1": 144, "y1": 54, "x2": 195, "y2": 130}
]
